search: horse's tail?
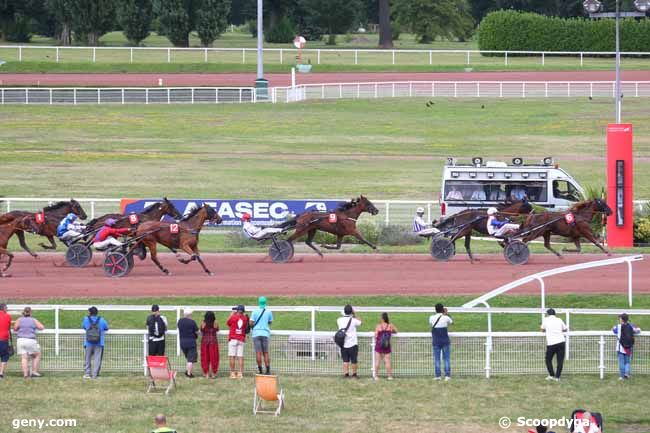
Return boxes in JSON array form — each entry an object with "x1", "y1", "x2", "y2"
[
  {"x1": 277, "y1": 215, "x2": 299, "y2": 230},
  {"x1": 0, "y1": 213, "x2": 16, "y2": 225}
]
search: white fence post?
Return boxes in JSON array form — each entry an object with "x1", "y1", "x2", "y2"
[
  {"x1": 54, "y1": 306, "x2": 60, "y2": 356},
  {"x1": 565, "y1": 311, "x2": 570, "y2": 360},
  {"x1": 636, "y1": 82, "x2": 639, "y2": 98},
  {"x1": 477, "y1": 82, "x2": 480, "y2": 98},
  {"x1": 354, "y1": 49, "x2": 358, "y2": 65},
  {"x1": 429, "y1": 51, "x2": 433, "y2": 65},
  {"x1": 146, "y1": 88, "x2": 149, "y2": 105},
  {"x1": 599, "y1": 335, "x2": 605, "y2": 379},
  {"x1": 466, "y1": 51, "x2": 470, "y2": 65},
  {"x1": 167, "y1": 48, "x2": 171, "y2": 63},
  {"x1": 204, "y1": 48, "x2": 208, "y2": 63},
  {"x1": 280, "y1": 49, "x2": 283, "y2": 64},
  {"x1": 73, "y1": 88, "x2": 77, "y2": 105},
  {"x1": 121, "y1": 89, "x2": 125, "y2": 105},
  {"x1": 90, "y1": 201, "x2": 95, "y2": 219},
  {"x1": 311, "y1": 308, "x2": 316, "y2": 361},
  {"x1": 56, "y1": 47, "x2": 59, "y2": 63},
  {"x1": 484, "y1": 336, "x2": 491, "y2": 379},
  {"x1": 130, "y1": 48, "x2": 133, "y2": 63},
  {"x1": 628, "y1": 260, "x2": 633, "y2": 307},
  {"x1": 454, "y1": 82, "x2": 457, "y2": 98},
  {"x1": 317, "y1": 49, "x2": 321, "y2": 64},
  {"x1": 92, "y1": 47, "x2": 96, "y2": 63},
  {"x1": 242, "y1": 49, "x2": 245, "y2": 64},
  {"x1": 392, "y1": 50, "x2": 395, "y2": 65},
  {"x1": 18, "y1": 46, "x2": 23, "y2": 62},
  {"x1": 541, "y1": 52, "x2": 545, "y2": 66},
  {"x1": 505, "y1": 51, "x2": 508, "y2": 66},
  {"x1": 176, "y1": 308, "x2": 181, "y2": 357},
  {"x1": 49, "y1": 89, "x2": 52, "y2": 105},
  {"x1": 384, "y1": 202, "x2": 390, "y2": 226},
  {"x1": 545, "y1": 82, "x2": 549, "y2": 98},
  {"x1": 567, "y1": 82, "x2": 571, "y2": 97},
  {"x1": 167, "y1": 88, "x2": 170, "y2": 104},
  {"x1": 143, "y1": 332, "x2": 148, "y2": 376},
  {"x1": 522, "y1": 82, "x2": 526, "y2": 98},
  {"x1": 580, "y1": 52, "x2": 584, "y2": 67},
  {"x1": 499, "y1": 82, "x2": 503, "y2": 98}
]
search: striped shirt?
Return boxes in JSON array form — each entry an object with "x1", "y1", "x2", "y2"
[{"x1": 412, "y1": 216, "x2": 427, "y2": 233}]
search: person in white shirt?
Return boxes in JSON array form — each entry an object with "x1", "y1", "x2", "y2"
[
  {"x1": 429, "y1": 303, "x2": 453, "y2": 381},
  {"x1": 540, "y1": 308, "x2": 568, "y2": 381},
  {"x1": 336, "y1": 304, "x2": 362, "y2": 378},
  {"x1": 486, "y1": 207, "x2": 520, "y2": 237},
  {"x1": 445, "y1": 186, "x2": 464, "y2": 201},
  {"x1": 470, "y1": 189, "x2": 486, "y2": 201},
  {"x1": 241, "y1": 213, "x2": 282, "y2": 240},
  {"x1": 412, "y1": 207, "x2": 439, "y2": 236}
]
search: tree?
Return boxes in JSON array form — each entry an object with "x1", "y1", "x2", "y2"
[
  {"x1": 69, "y1": 0, "x2": 115, "y2": 45},
  {"x1": 300, "y1": 0, "x2": 361, "y2": 45},
  {"x1": 117, "y1": 0, "x2": 153, "y2": 46},
  {"x1": 378, "y1": 0, "x2": 393, "y2": 48},
  {"x1": 157, "y1": 0, "x2": 196, "y2": 47},
  {"x1": 196, "y1": 0, "x2": 230, "y2": 47},
  {"x1": 1, "y1": 0, "x2": 45, "y2": 42},
  {"x1": 394, "y1": 0, "x2": 474, "y2": 43}
]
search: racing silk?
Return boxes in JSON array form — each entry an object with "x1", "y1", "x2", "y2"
[
  {"x1": 57, "y1": 215, "x2": 77, "y2": 237},
  {"x1": 94, "y1": 227, "x2": 130, "y2": 242},
  {"x1": 242, "y1": 221, "x2": 262, "y2": 238},
  {"x1": 487, "y1": 216, "x2": 507, "y2": 235},
  {"x1": 412, "y1": 216, "x2": 427, "y2": 233}
]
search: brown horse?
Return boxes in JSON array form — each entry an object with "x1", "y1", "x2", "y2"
[
  {"x1": 518, "y1": 199, "x2": 612, "y2": 257},
  {"x1": 285, "y1": 195, "x2": 379, "y2": 257},
  {"x1": 0, "y1": 215, "x2": 41, "y2": 277},
  {"x1": 136, "y1": 203, "x2": 222, "y2": 276},
  {"x1": 84, "y1": 198, "x2": 182, "y2": 232},
  {"x1": 0, "y1": 199, "x2": 87, "y2": 256},
  {"x1": 432, "y1": 200, "x2": 533, "y2": 262}
]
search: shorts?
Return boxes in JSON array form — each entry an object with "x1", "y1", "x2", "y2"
[
  {"x1": 341, "y1": 345, "x2": 359, "y2": 364},
  {"x1": 0, "y1": 340, "x2": 9, "y2": 362},
  {"x1": 228, "y1": 339, "x2": 245, "y2": 357},
  {"x1": 181, "y1": 345, "x2": 197, "y2": 363},
  {"x1": 17, "y1": 338, "x2": 40, "y2": 356},
  {"x1": 253, "y1": 336, "x2": 269, "y2": 353}
]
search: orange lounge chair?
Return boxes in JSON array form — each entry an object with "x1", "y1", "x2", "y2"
[
  {"x1": 253, "y1": 374, "x2": 285, "y2": 416},
  {"x1": 146, "y1": 355, "x2": 177, "y2": 395}
]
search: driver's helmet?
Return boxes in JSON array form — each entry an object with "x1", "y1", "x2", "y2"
[
  {"x1": 241, "y1": 213, "x2": 252, "y2": 222},
  {"x1": 486, "y1": 207, "x2": 498, "y2": 216},
  {"x1": 105, "y1": 218, "x2": 116, "y2": 227},
  {"x1": 66, "y1": 213, "x2": 77, "y2": 221},
  {"x1": 416, "y1": 207, "x2": 425, "y2": 214}
]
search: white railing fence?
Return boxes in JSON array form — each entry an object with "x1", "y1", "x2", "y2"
[
  {"x1": 2, "y1": 198, "x2": 649, "y2": 227},
  {"x1": 0, "y1": 87, "x2": 256, "y2": 105},
  {"x1": 272, "y1": 81, "x2": 650, "y2": 103},
  {"x1": 3, "y1": 329, "x2": 648, "y2": 379},
  {"x1": 1, "y1": 45, "x2": 650, "y2": 66}
]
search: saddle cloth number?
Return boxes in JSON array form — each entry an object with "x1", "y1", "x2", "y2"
[
  {"x1": 169, "y1": 223, "x2": 180, "y2": 234},
  {"x1": 129, "y1": 214, "x2": 140, "y2": 225},
  {"x1": 328, "y1": 213, "x2": 337, "y2": 223},
  {"x1": 35, "y1": 212, "x2": 45, "y2": 224},
  {"x1": 564, "y1": 213, "x2": 575, "y2": 225}
]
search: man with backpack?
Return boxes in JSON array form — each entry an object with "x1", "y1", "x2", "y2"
[
  {"x1": 336, "y1": 304, "x2": 362, "y2": 379},
  {"x1": 146, "y1": 305, "x2": 168, "y2": 356},
  {"x1": 82, "y1": 306, "x2": 109, "y2": 379},
  {"x1": 250, "y1": 296, "x2": 273, "y2": 375},
  {"x1": 429, "y1": 303, "x2": 453, "y2": 381},
  {"x1": 612, "y1": 313, "x2": 641, "y2": 380}
]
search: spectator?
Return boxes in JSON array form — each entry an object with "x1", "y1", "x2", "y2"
[
  {"x1": 82, "y1": 306, "x2": 109, "y2": 379},
  {"x1": 612, "y1": 313, "x2": 641, "y2": 380},
  {"x1": 0, "y1": 303, "x2": 12, "y2": 379},
  {"x1": 200, "y1": 311, "x2": 219, "y2": 379},
  {"x1": 151, "y1": 414, "x2": 177, "y2": 433},
  {"x1": 177, "y1": 309, "x2": 198, "y2": 378},
  {"x1": 470, "y1": 188, "x2": 487, "y2": 201},
  {"x1": 250, "y1": 296, "x2": 273, "y2": 375},
  {"x1": 574, "y1": 411, "x2": 601, "y2": 433},
  {"x1": 373, "y1": 312, "x2": 397, "y2": 380},
  {"x1": 146, "y1": 305, "x2": 168, "y2": 356},
  {"x1": 429, "y1": 303, "x2": 453, "y2": 381},
  {"x1": 337, "y1": 304, "x2": 362, "y2": 379},
  {"x1": 541, "y1": 308, "x2": 567, "y2": 382},
  {"x1": 14, "y1": 307, "x2": 44, "y2": 378},
  {"x1": 445, "y1": 186, "x2": 463, "y2": 200},
  {"x1": 227, "y1": 304, "x2": 249, "y2": 379},
  {"x1": 509, "y1": 185, "x2": 527, "y2": 201}
]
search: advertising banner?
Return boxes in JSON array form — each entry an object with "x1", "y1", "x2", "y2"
[
  {"x1": 606, "y1": 124, "x2": 634, "y2": 247},
  {"x1": 120, "y1": 199, "x2": 342, "y2": 226}
]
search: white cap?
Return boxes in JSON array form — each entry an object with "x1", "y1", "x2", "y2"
[
  {"x1": 487, "y1": 207, "x2": 498, "y2": 216},
  {"x1": 184, "y1": 308, "x2": 193, "y2": 315},
  {"x1": 416, "y1": 207, "x2": 425, "y2": 214}
]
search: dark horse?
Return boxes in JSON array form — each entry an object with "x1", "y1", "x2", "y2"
[
  {"x1": 518, "y1": 199, "x2": 612, "y2": 257},
  {"x1": 432, "y1": 200, "x2": 533, "y2": 262},
  {"x1": 136, "y1": 203, "x2": 222, "y2": 276},
  {"x1": 285, "y1": 195, "x2": 379, "y2": 257},
  {"x1": 0, "y1": 215, "x2": 42, "y2": 277},
  {"x1": 0, "y1": 199, "x2": 87, "y2": 256},
  {"x1": 85, "y1": 198, "x2": 182, "y2": 232}
]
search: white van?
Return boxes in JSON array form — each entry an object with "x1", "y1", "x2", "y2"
[{"x1": 439, "y1": 157, "x2": 585, "y2": 217}]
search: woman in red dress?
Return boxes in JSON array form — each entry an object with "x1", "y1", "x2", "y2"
[{"x1": 200, "y1": 311, "x2": 219, "y2": 378}]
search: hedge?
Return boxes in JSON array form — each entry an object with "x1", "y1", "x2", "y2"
[{"x1": 478, "y1": 10, "x2": 650, "y2": 53}]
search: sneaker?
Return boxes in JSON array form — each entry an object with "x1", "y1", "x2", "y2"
[
  {"x1": 83, "y1": 375, "x2": 91, "y2": 379},
  {"x1": 352, "y1": 374, "x2": 359, "y2": 379},
  {"x1": 618, "y1": 377, "x2": 625, "y2": 381},
  {"x1": 553, "y1": 377, "x2": 560, "y2": 382},
  {"x1": 444, "y1": 376, "x2": 451, "y2": 382},
  {"x1": 31, "y1": 372, "x2": 42, "y2": 378},
  {"x1": 265, "y1": 367, "x2": 270, "y2": 375},
  {"x1": 545, "y1": 376, "x2": 555, "y2": 381},
  {"x1": 258, "y1": 366, "x2": 263, "y2": 374},
  {"x1": 387, "y1": 376, "x2": 393, "y2": 381},
  {"x1": 236, "y1": 372, "x2": 243, "y2": 379},
  {"x1": 184, "y1": 372, "x2": 194, "y2": 378},
  {"x1": 624, "y1": 375, "x2": 630, "y2": 380},
  {"x1": 229, "y1": 372, "x2": 237, "y2": 379},
  {"x1": 434, "y1": 377, "x2": 441, "y2": 381},
  {"x1": 344, "y1": 373, "x2": 350, "y2": 378},
  {"x1": 372, "y1": 375, "x2": 378, "y2": 381},
  {"x1": 0, "y1": 374, "x2": 4, "y2": 379}
]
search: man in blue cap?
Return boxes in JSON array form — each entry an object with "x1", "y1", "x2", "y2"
[{"x1": 250, "y1": 296, "x2": 273, "y2": 375}]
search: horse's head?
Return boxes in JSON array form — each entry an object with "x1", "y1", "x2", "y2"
[
  {"x1": 162, "y1": 197, "x2": 183, "y2": 219},
  {"x1": 358, "y1": 195, "x2": 379, "y2": 216},
  {"x1": 204, "y1": 203, "x2": 223, "y2": 225},
  {"x1": 594, "y1": 198, "x2": 613, "y2": 216},
  {"x1": 70, "y1": 199, "x2": 87, "y2": 220}
]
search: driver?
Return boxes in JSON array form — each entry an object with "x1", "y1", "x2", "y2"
[
  {"x1": 486, "y1": 207, "x2": 520, "y2": 237},
  {"x1": 57, "y1": 213, "x2": 86, "y2": 243},
  {"x1": 93, "y1": 218, "x2": 131, "y2": 250},
  {"x1": 241, "y1": 213, "x2": 283, "y2": 240},
  {"x1": 412, "y1": 207, "x2": 440, "y2": 236}
]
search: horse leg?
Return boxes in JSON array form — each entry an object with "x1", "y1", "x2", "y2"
[
  {"x1": 463, "y1": 233, "x2": 478, "y2": 263},
  {"x1": 39, "y1": 235, "x2": 57, "y2": 250},
  {"x1": 563, "y1": 238, "x2": 582, "y2": 253},
  {"x1": 148, "y1": 241, "x2": 171, "y2": 275},
  {"x1": 351, "y1": 229, "x2": 377, "y2": 250},
  {"x1": 190, "y1": 245, "x2": 213, "y2": 276},
  {"x1": 0, "y1": 248, "x2": 13, "y2": 277},
  {"x1": 16, "y1": 231, "x2": 38, "y2": 258},
  {"x1": 305, "y1": 229, "x2": 324, "y2": 257},
  {"x1": 581, "y1": 231, "x2": 611, "y2": 256},
  {"x1": 321, "y1": 235, "x2": 343, "y2": 250},
  {"x1": 543, "y1": 231, "x2": 563, "y2": 258}
]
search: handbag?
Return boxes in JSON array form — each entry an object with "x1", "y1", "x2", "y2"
[
  {"x1": 334, "y1": 317, "x2": 353, "y2": 348},
  {"x1": 7, "y1": 331, "x2": 14, "y2": 357}
]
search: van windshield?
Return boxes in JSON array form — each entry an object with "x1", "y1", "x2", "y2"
[
  {"x1": 552, "y1": 180, "x2": 583, "y2": 202},
  {"x1": 444, "y1": 181, "x2": 548, "y2": 202}
]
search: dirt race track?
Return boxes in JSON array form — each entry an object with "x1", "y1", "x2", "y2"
[{"x1": 1, "y1": 252, "x2": 647, "y2": 300}]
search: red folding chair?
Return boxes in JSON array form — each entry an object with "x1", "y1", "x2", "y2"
[{"x1": 146, "y1": 356, "x2": 177, "y2": 395}]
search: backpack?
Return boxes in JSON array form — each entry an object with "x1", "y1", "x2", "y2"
[
  {"x1": 148, "y1": 315, "x2": 167, "y2": 338},
  {"x1": 620, "y1": 323, "x2": 635, "y2": 349},
  {"x1": 86, "y1": 316, "x2": 102, "y2": 344},
  {"x1": 379, "y1": 325, "x2": 392, "y2": 350},
  {"x1": 244, "y1": 314, "x2": 251, "y2": 335},
  {"x1": 334, "y1": 317, "x2": 353, "y2": 348}
]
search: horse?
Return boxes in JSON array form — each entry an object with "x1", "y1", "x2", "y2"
[
  {"x1": 0, "y1": 215, "x2": 42, "y2": 277},
  {"x1": 135, "y1": 203, "x2": 222, "y2": 276},
  {"x1": 84, "y1": 198, "x2": 182, "y2": 232},
  {"x1": 284, "y1": 195, "x2": 379, "y2": 257},
  {"x1": 432, "y1": 200, "x2": 533, "y2": 262},
  {"x1": 518, "y1": 199, "x2": 612, "y2": 257},
  {"x1": 0, "y1": 199, "x2": 87, "y2": 256}
]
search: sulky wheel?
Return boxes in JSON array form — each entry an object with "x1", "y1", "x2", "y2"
[
  {"x1": 504, "y1": 240, "x2": 530, "y2": 265},
  {"x1": 65, "y1": 243, "x2": 93, "y2": 268},
  {"x1": 430, "y1": 237, "x2": 455, "y2": 261},
  {"x1": 103, "y1": 251, "x2": 131, "y2": 278},
  {"x1": 269, "y1": 239, "x2": 294, "y2": 263},
  {"x1": 124, "y1": 253, "x2": 135, "y2": 276}
]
